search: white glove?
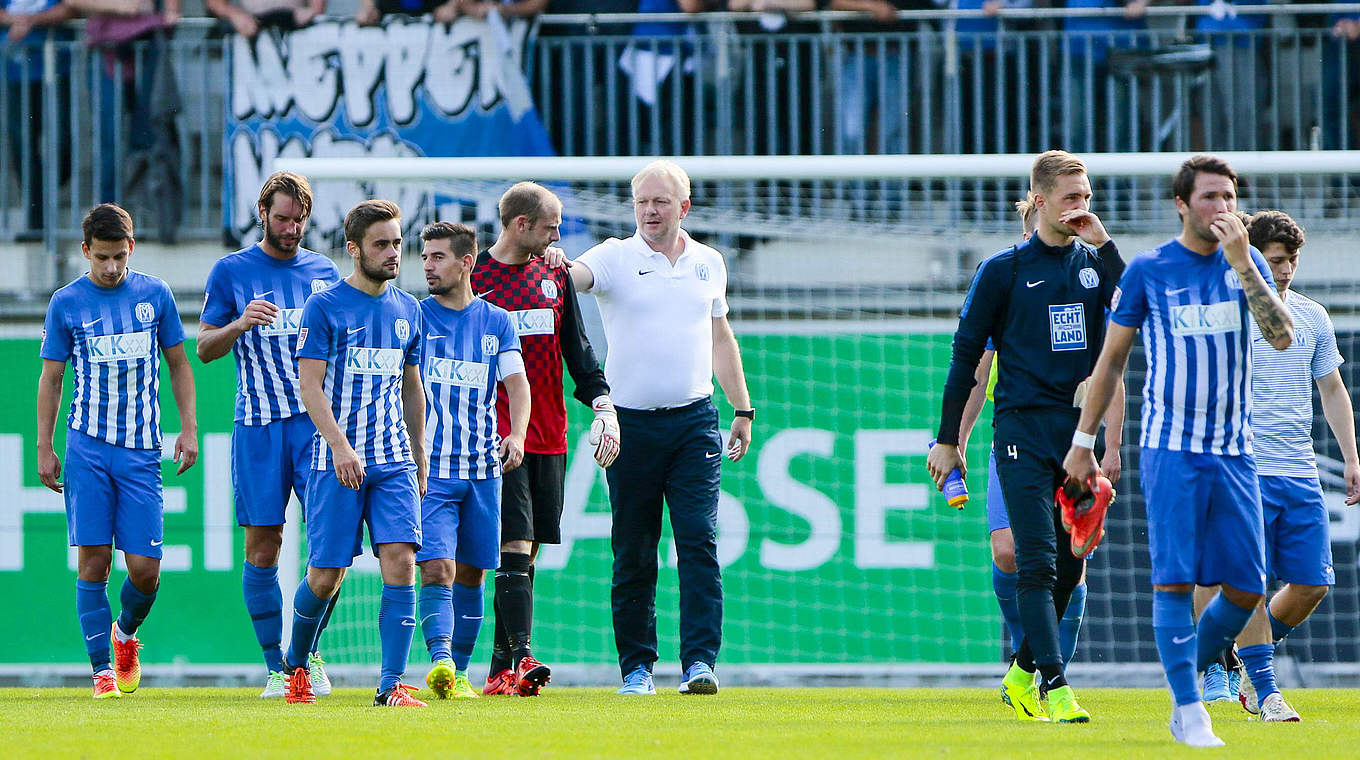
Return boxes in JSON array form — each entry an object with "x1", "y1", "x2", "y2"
[{"x1": 589, "y1": 395, "x2": 621, "y2": 468}]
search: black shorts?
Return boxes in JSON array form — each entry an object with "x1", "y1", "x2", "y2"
[{"x1": 500, "y1": 452, "x2": 566, "y2": 544}]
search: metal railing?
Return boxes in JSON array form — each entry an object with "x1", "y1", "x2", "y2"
[{"x1": 4, "y1": 9, "x2": 1360, "y2": 266}]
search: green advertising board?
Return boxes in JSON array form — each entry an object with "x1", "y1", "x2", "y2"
[{"x1": 1, "y1": 332, "x2": 998, "y2": 668}]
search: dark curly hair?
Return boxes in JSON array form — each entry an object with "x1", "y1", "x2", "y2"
[{"x1": 1247, "y1": 210, "x2": 1306, "y2": 255}]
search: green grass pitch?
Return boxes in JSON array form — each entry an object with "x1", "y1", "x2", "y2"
[{"x1": 4, "y1": 687, "x2": 1358, "y2": 758}]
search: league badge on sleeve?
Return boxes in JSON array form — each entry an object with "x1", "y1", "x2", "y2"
[
  {"x1": 296, "y1": 327, "x2": 309, "y2": 351},
  {"x1": 311, "y1": 279, "x2": 329, "y2": 293}
]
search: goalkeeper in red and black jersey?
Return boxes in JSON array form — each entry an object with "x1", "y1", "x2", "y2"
[{"x1": 471, "y1": 182, "x2": 619, "y2": 696}]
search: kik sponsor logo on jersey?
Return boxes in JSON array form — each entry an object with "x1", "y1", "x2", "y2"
[
  {"x1": 425, "y1": 357, "x2": 490, "y2": 389},
  {"x1": 345, "y1": 346, "x2": 404, "y2": 376},
  {"x1": 509, "y1": 308, "x2": 554, "y2": 337},
  {"x1": 258, "y1": 308, "x2": 303, "y2": 338},
  {"x1": 1048, "y1": 303, "x2": 1087, "y2": 351},
  {"x1": 1169, "y1": 301, "x2": 1241, "y2": 337},
  {"x1": 88, "y1": 331, "x2": 154, "y2": 363}
]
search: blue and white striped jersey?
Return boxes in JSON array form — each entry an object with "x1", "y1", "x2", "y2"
[
  {"x1": 1111, "y1": 239, "x2": 1275, "y2": 455},
  {"x1": 421, "y1": 297, "x2": 522, "y2": 480},
  {"x1": 40, "y1": 270, "x2": 186, "y2": 450},
  {"x1": 296, "y1": 280, "x2": 423, "y2": 469},
  {"x1": 1250, "y1": 290, "x2": 1344, "y2": 477},
  {"x1": 201, "y1": 245, "x2": 340, "y2": 426}
]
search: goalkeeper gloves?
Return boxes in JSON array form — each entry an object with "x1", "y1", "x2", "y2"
[{"x1": 589, "y1": 395, "x2": 621, "y2": 467}]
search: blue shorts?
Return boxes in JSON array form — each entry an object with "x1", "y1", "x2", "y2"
[
  {"x1": 1141, "y1": 447, "x2": 1267, "y2": 594},
  {"x1": 1260, "y1": 475, "x2": 1335, "y2": 586},
  {"x1": 304, "y1": 461, "x2": 422, "y2": 568},
  {"x1": 416, "y1": 476, "x2": 501, "y2": 570},
  {"x1": 232, "y1": 414, "x2": 316, "y2": 527},
  {"x1": 64, "y1": 429, "x2": 163, "y2": 558},
  {"x1": 986, "y1": 451, "x2": 1009, "y2": 533}
]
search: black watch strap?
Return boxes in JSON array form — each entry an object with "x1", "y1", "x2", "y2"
[{"x1": 734, "y1": 408, "x2": 755, "y2": 420}]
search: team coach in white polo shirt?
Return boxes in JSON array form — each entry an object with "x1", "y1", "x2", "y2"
[{"x1": 567, "y1": 160, "x2": 754, "y2": 696}]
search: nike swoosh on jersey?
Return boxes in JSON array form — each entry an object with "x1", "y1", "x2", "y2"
[
  {"x1": 705, "y1": 451, "x2": 720, "y2": 459},
  {"x1": 1165, "y1": 287, "x2": 1190, "y2": 296},
  {"x1": 150, "y1": 539, "x2": 164, "y2": 546},
  {"x1": 347, "y1": 327, "x2": 365, "y2": 334},
  {"x1": 475, "y1": 290, "x2": 495, "y2": 298},
  {"x1": 253, "y1": 290, "x2": 273, "y2": 299},
  {"x1": 82, "y1": 318, "x2": 103, "y2": 328},
  {"x1": 426, "y1": 334, "x2": 445, "y2": 340},
  {"x1": 638, "y1": 269, "x2": 655, "y2": 276},
  {"x1": 401, "y1": 620, "x2": 416, "y2": 627},
  {"x1": 1026, "y1": 280, "x2": 1044, "y2": 288}
]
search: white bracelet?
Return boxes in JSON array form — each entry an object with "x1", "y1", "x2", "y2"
[{"x1": 1071, "y1": 430, "x2": 1097, "y2": 449}]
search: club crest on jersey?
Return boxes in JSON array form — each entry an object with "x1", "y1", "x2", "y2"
[
  {"x1": 1225, "y1": 269, "x2": 1243, "y2": 290},
  {"x1": 482, "y1": 334, "x2": 499, "y2": 356},
  {"x1": 1049, "y1": 303, "x2": 1087, "y2": 351},
  {"x1": 540, "y1": 279, "x2": 558, "y2": 300},
  {"x1": 695, "y1": 263, "x2": 710, "y2": 281},
  {"x1": 395, "y1": 318, "x2": 410, "y2": 342},
  {"x1": 1078, "y1": 267, "x2": 1099, "y2": 289},
  {"x1": 135, "y1": 302, "x2": 155, "y2": 324},
  {"x1": 311, "y1": 278, "x2": 329, "y2": 293}
]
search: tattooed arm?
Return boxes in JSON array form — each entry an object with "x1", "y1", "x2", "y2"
[{"x1": 1213, "y1": 212, "x2": 1293, "y2": 351}]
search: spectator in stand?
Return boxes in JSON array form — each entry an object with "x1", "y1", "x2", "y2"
[
  {"x1": 457, "y1": 0, "x2": 548, "y2": 20},
  {"x1": 827, "y1": 0, "x2": 934, "y2": 154},
  {"x1": 541, "y1": 0, "x2": 634, "y2": 155},
  {"x1": 1063, "y1": 0, "x2": 1148, "y2": 152},
  {"x1": 0, "y1": 0, "x2": 74, "y2": 239},
  {"x1": 1193, "y1": 0, "x2": 1268, "y2": 149},
  {"x1": 75, "y1": 0, "x2": 181, "y2": 205},
  {"x1": 727, "y1": 1, "x2": 817, "y2": 154},
  {"x1": 1324, "y1": 4, "x2": 1360, "y2": 152},
  {"x1": 357, "y1": 0, "x2": 458, "y2": 25},
  {"x1": 205, "y1": 0, "x2": 325, "y2": 39},
  {"x1": 620, "y1": 0, "x2": 722, "y2": 155}
]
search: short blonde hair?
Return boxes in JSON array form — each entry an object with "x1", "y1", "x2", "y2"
[
  {"x1": 631, "y1": 159, "x2": 691, "y2": 200},
  {"x1": 1030, "y1": 150, "x2": 1087, "y2": 195}
]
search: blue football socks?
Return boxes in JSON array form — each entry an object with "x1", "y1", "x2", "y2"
[
  {"x1": 991, "y1": 564, "x2": 1024, "y2": 654},
  {"x1": 1152, "y1": 590, "x2": 1200, "y2": 707},
  {"x1": 1267, "y1": 607, "x2": 1296, "y2": 644},
  {"x1": 419, "y1": 584, "x2": 453, "y2": 663},
  {"x1": 1060, "y1": 581, "x2": 1087, "y2": 667},
  {"x1": 115, "y1": 577, "x2": 157, "y2": 638},
  {"x1": 1196, "y1": 593, "x2": 1255, "y2": 673},
  {"x1": 378, "y1": 584, "x2": 417, "y2": 692},
  {"x1": 76, "y1": 579, "x2": 113, "y2": 673},
  {"x1": 451, "y1": 581, "x2": 484, "y2": 672},
  {"x1": 242, "y1": 561, "x2": 284, "y2": 673},
  {"x1": 285, "y1": 580, "x2": 329, "y2": 671},
  {"x1": 1239, "y1": 643, "x2": 1279, "y2": 708}
]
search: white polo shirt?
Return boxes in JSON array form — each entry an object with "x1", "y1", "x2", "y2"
[{"x1": 577, "y1": 229, "x2": 729, "y2": 410}]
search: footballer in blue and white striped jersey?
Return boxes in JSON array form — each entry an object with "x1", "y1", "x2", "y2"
[
  {"x1": 42, "y1": 268, "x2": 186, "y2": 450},
  {"x1": 1110, "y1": 238, "x2": 1274, "y2": 456},
  {"x1": 422, "y1": 297, "x2": 522, "y2": 480},
  {"x1": 201, "y1": 244, "x2": 339, "y2": 425},
  {"x1": 296, "y1": 279, "x2": 424, "y2": 470}
]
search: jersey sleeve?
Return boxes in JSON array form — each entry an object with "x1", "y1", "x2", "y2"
[
  {"x1": 558, "y1": 268, "x2": 610, "y2": 405},
  {"x1": 200, "y1": 259, "x2": 238, "y2": 327},
  {"x1": 1249, "y1": 247, "x2": 1277, "y2": 291},
  {"x1": 496, "y1": 311, "x2": 525, "y2": 381},
  {"x1": 711, "y1": 253, "x2": 730, "y2": 318},
  {"x1": 1110, "y1": 256, "x2": 1148, "y2": 328},
  {"x1": 576, "y1": 240, "x2": 614, "y2": 295},
  {"x1": 1096, "y1": 240, "x2": 1125, "y2": 311},
  {"x1": 937, "y1": 254, "x2": 1009, "y2": 444},
  {"x1": 158, "y1": 282, "x2": 187, "y2": 348},
  {"x1": 296, "y1": 293, "x2": 333, "y2": 361},
  {"x1": 39, "y1": 293, "x2": 72, "y2": 362},
  {"x1": 405, "y1": 302, "x2": 423, "y2": 367},
  {"x1": 1312, "y1": 307, "x2": 1345, "y2": 380}
]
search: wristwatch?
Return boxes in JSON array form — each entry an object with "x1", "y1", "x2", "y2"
[{"x1": 734, "y1": 408, "x2": 756, "y2": 420}]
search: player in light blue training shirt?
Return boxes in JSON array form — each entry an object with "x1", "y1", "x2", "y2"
[
  {"x1": 1212, "y1": 210, "x2": 1360, "y2": 721},
  {"x1": 1064, "y1": 156, "x2": 1295, "y2": 747},
  {"x1": 198, "y1": 172, "x2": 342, "y2": 698},
  {"x1": 412, "y1": 221, "x2": 531, "y2": 699},
  {"x1": 282, "y1": 199, "x2": 429, "y2": 708},
  {"x1": 36, "y1": 203, "x2": 199, "y2": 699}
]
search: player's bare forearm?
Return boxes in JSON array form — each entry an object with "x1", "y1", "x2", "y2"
[
  {"x1": 568, "y1": 260, "x2": 595, "y2": 293},
  {"x1": 1102, "y1": 378, "x2": 1126, "y2": 450},
  {"x1": 1318, "y1": 369, "x2": 1360, "y2": 468},
  {"x1": 958, "y1": 349, "x2": 994, "y2": 448},
  {"x1": 35, "y1": 360, "x2": 65, "y2": 453},
  {"x1": 1238, "y1": 267, "x2": 1293, "y2": 350},
  {"x1": 164, "y1": 344, "x2": 198, "y2": 436},
  {"x1": 195, "y1": 321, "x2": 246, "y2": 363},
  {"x1": 712, "y1": 317, "x2": 752, "y2": 410},
  {"x1": 504, "y1": 372, "x2": 531, "y2": 440},
  {"x1": 299, "y1": 358, "x2": 351, "y2": 453},
  {"x1": 21, "y1": 3, "x2": 76, "y2": 26}
]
